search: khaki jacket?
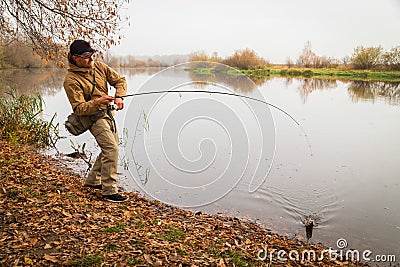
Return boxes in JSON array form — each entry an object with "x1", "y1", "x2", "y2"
[{"x1": 64, "y1": 61, "x2": 127, "y2": 115}]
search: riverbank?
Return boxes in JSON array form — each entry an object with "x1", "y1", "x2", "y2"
[
  {"x1": 186, "y1": 65, "x2": 400, "y2": 82},
  {"x1": 241, "y1": 67, "x2": 400, "y2": 82},
  {"x1": 0, "y1": 139, "x2": 366, "y2": 266}
]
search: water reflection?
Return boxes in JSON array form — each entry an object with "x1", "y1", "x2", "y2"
[
  {"x1": 0, "y1": 67, "x2": 164, "y2": 97},
  {"x1": 0, "y1": 68, "x2": 65, "y2": 96},
  {"x1": 296, "y1": 79, "x2": 338, "y2": 103},
  {"x1": 348, "y1": 81, "x2": 400, "y2": 105},
  {"x1": 3, "y1": 68, "x2": 399, "y2": 107},
  {"x1": 118, "y1": 67, "x2": 165, "y2": 77},
  {"x1": 187, "y1": 62, "x2": 259, "y2": 93}
]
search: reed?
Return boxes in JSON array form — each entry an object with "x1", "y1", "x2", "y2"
[{"x1": 0, "y1": 88, "x2": 60, "y2": 148}]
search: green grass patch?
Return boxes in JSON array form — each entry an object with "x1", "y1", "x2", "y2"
[
  {"x1": 128, "y1": 257, "x2": 141, "y2": 266},
  {"x1": 155, "y1": 225, "x2": 185, "y2": 242},
  {"x1": 135, "y1": 220, "x2": 145, "y2": 229},
  {"x1": 243, "y1": 68, "x2": 400, "y2": 82},
  {"x1": 6, "y1": 189, "x2": 19, "y2": 198},
  {"x1": 70, "y1": 254, "x2": 103, "y2": 267},
  {"x1": 106, "y1": 244, "x2": 118, "y2": 251},
  {"x1": 117, "y1": 205, "x2": 129, "y2": 210},
  {"x1": 206, "y1": 243, "x2": 220, "y2": 258},
  {"x1": 220, "y1": 250, "x2": 250, "y2": 267},
  {"x1": 103, "y1": 222, "x2": 126, "y2": 233}
]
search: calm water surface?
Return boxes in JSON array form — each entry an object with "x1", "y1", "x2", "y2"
[{"x1": 2, "y1": 67, "x2": 399, "y2": 261}]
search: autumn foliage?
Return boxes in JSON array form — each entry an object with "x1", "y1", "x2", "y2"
[
  {"x1": 190, "y1": 49, "x2": 269, "y2": 70},
  {"x1": 222, "y1": 49, "x2": 269, "y2": 70},
  {"x1": 0, "y1": 0, "x2": 129, "y2": 61}
]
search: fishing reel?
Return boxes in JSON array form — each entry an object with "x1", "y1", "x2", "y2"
[{"x1": 108, "y1": 103, "x2": 118, "y2": 110}]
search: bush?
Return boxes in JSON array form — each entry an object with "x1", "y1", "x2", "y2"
[
  {"x1": 0, "y1": 88, "x2": 59, "y2": 148},
  {"x1": 222, "y1": 48, "x2": 268, "y2": 70}
]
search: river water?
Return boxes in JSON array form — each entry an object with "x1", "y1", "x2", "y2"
[{"x1": 1, "y1": 65, "x2": 399, "y2": 262}]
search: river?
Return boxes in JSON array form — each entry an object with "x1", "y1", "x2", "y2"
[{"x1": 1, "y1": 65, "x2": 399, "y2": 262}]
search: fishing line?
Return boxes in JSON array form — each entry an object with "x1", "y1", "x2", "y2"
[{"x1": 117, "y1": 90, "x2": 313, "y2": 155}]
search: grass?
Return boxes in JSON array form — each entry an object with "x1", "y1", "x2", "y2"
[
  {"x1": 135, "y1": 219, "x2": 145, "y2": 229},
  {"x1": 103, "y1": 222, "x2": 126, "y2": 233},
  {"x1": 220, "y1": 250, "x2": 250, "y2": 267},
  {"x1": 70, "y1": 254, "x2": 103, "y2": 267},
  {"x1": 6, "y1": 189, "x2": 19, "y2": 198},
  {"x1": 128, "y1": 258, "x2": 141, "y2": 266},
  {"x1": 106, "y1": 244, "x2": 118, "y2": 251},
  {"x1": 154, "y1": 225, "x2": 185, "y2": 242},
  {"x1": 0, "y1": 87, "x2": 60, "y2": 148},
  {"x1": 242, "y1": 67, "x2": 400, "y2": 82},
  {"x1": 186, "y1": 64, "x2": 400, "y2": 82}
]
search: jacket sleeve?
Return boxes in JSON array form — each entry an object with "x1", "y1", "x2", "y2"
[
  {"x1": 63, "y1": 77, "x2": 100, "y2": 116},
  {"x1": 102, "y1": 62, "x2": 127, "y2": 97}
]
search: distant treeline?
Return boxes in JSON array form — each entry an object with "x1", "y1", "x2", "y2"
[
  {"x1": 1, "y1": 39, "x2": 399, "y2": 71},
  {"x1": 0, "y1": 39, "x2": 173, "y2": 69},
  {"x1": 0, "y1": 40, "x2": 54, "y2": 68},
  {"x1": 191, "y1": 41, "x2": 400, "y2": 71},
  {"x1": 103, "y1": 54, "x2": 170, "y2": 69}
]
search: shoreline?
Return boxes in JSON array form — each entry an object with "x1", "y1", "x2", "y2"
[
  {"x1": 0, "y1": 139, "x2": 366, "y2": 266},
  {"x1": 186, "y1": 66, "x2": 400, "y2": 83},
  {"x1": 242, "y1": 67, "x2": 400, "y2": 82}
]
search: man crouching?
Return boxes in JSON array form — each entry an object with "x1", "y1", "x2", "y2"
[{"x1": 64, "y1": 40, "x2": 127, "y2": 203}]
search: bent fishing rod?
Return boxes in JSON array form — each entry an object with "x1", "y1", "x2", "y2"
[{"x1": 115, "y1": 90, "x2": 313, "y2": 154}]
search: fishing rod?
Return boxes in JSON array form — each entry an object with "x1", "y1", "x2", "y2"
[{"x1": 115, "y1": 90, "x2": 313, "y2": 154}]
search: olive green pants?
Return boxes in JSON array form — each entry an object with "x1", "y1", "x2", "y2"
[{"x1": 85, "y1": 115, "x2": 119, "y2": 196}]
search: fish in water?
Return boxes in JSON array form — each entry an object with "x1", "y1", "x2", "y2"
[{"x1": 304, "y1": 216, "x2": 315, "y2": 240}]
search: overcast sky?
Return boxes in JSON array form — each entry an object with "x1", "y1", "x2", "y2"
[{"x1": 111, "y1": 0, "x2": 400, "y2": 63}]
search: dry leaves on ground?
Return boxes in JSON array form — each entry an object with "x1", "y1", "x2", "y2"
[{"x1": 0, "y1": 140, "x2": 366, "y2": 266}]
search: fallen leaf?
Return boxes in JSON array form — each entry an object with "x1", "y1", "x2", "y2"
[
  {"x1": 218, "y1": 258, "x2": 226, "y2": 267},
  {"x1": 43, "y1": 254, "x2": 58, "y2": 263},
  {"x1": 144, "y1": 254, "x2": 153, "y2": 265},
  {"x1": 24, "y1": 257, "x2": 33, "y2": 265},
  {"x1": 61, "y1": 210, "x2": 72, "y2": 218}
]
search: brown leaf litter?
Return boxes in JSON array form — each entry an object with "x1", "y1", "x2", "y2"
[{"x1": 0, "y1": 139, "x2": 367, "y2": 266}]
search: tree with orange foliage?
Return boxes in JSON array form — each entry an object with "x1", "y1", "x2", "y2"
[{"x1": 0, "y1": 0, "x2": 130, "y2": 62}]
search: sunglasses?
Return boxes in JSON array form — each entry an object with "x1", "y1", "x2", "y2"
[{"x1": 74, "y1": 51, "x2": 94, "y2": 59}]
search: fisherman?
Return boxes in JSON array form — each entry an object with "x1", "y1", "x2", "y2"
[{"x1": 63, "y1": 40, "x2": 127, "y2": 203}]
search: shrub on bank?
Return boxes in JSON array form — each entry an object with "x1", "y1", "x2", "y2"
[
  {"x1": 222, "y1": 48, "x2": 269, "y2": 70},
  {"x1": 0, "y1": 88, "x2": 59, "y2": 148}
]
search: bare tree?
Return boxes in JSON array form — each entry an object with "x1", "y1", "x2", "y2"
[
  {"x1": 341, "y1": 55, "x2": 350, "y2": 66},
  {"x1": 285, "y1": 57, "x2": 294, "y2": 68},
  {"x1": 0, "y1": 0, "x2": 129, "y2": 62},
  {"x1": 297, "y1": 41, "x2": 316, "y2": 68},
  {"x1": 382, "y1": 45, "x2": 400, "y2": 70}
]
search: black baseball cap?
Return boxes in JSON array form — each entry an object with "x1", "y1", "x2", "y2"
[{"x1": 70, "y1": 40, "x2": 96, "y2": 55}]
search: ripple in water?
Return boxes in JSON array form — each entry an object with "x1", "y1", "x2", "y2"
[{"x1": 254, "y1": 182, "x2": 341, "y2": 240}]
